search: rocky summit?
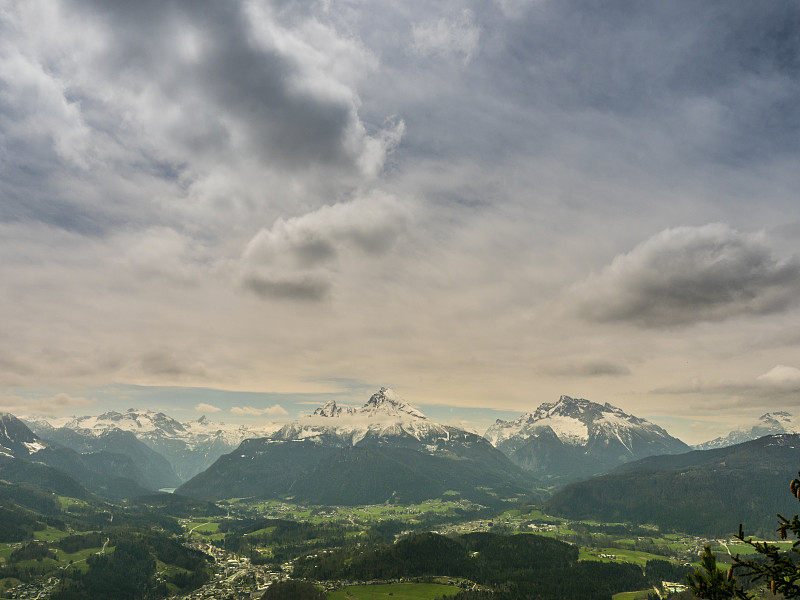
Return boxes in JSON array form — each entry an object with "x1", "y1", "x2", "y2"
[{"x1": 484, "y1": 395, "x2": 689, "y2": 483}]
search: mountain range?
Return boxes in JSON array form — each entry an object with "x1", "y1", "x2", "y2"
[
  {"x1": 1, "y1": 412, "x2": 151, "y2": 499},
  {"x1": 13, "y1": 391, "x2": 800, "y2": 511},
  {"x1": 25, "y1": 409, "x2": 280, "y2": 481}
]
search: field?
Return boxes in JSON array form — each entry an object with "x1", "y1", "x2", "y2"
[
  {"x1": 612, "y1": 590, "x2": 653, "y2": 600},
  {"x1": 184, "y1": 519, "x2": 226, "y2": 541},
  {"x1": 328, "y1": 583, "x2": 462, "y2": 600}
]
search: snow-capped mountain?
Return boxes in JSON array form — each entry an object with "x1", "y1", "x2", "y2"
[
  {"x1": 0, "y1": 412, "x2": 48, "y2": 459},
  {"x1": 272, "y1": 387, "x2": 451, "y2": 447},
  {"x1": 24, "y1": 421, "x2": 181, "y2": 489},
  {"x1": 695, "y1": 411, "x2": 800, "y2": 450},
  {"x1": 485, "y1": 395, "x2": 689, "y2": 483},
  {"x1": 27, "y1": 409, "x2": 281, "y2": 481},
  {"x1": 1, "y1": 412, "x2": 157, "y2": 498},
  {"x1": 178, "y1": 388, "x2": 532, "y2": 505}
]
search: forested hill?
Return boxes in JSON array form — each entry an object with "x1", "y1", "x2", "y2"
[
  {"x1": 293, "y1": 531, "x2": 651, "y2": 600},
  {"x1": 544, "y1": 434, "x2": 800, "y2": 536}
]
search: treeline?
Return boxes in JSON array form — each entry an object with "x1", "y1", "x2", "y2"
[{"x1": 293, "y1": 531, "x2": 653, "y2": 600}]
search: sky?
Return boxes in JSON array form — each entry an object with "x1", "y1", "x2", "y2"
[{"x1": 1, "y1": 0, "x2": 800, "y2": 444}]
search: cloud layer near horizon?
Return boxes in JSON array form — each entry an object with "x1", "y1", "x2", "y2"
[{"x1": 2, "y1": 0, "x2": 800, "y2": 439}]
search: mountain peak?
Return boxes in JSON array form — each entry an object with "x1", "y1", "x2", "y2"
[
  {"x1": 313, "y1": 400, "x2": 356, "y2": 418},
  {"x1": 362, "y1": 388, "x2": 427, "y2": 420},
  {"x1": 486, "y1": 395, "x2": 683, "y2": 450},
  {"x1": 696, "y1": 411, "x2": 800, "y2": 450},
  {"x1": 0, "y1": 412, "x2": 48, "y2": 458}
]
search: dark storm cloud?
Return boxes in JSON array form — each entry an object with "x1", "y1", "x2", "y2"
[{"x1": 573, "y1": 224, "x2": 800, "y2": 328}]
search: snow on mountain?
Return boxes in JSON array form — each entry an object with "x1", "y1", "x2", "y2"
[
  {"x1": 0, "y1": 412, "x2": 49, "y2": 458},
  {"x1": 45, "y1": 408, "x2": 279, "y2": 451},
  {"x1": 695, "y1": 411, "x2": 800, "y2": 450},
  {"x1": 484, "y1": 395, "x2": 689, "y2": 482},
  {"x1": 272, "y1": 387, "x2": 451, "y2": 447},
  {"x1": 66, "y1": 409, "x2": 188, "y2": 437},
  {"x1": 177, "y1": 388, "x2": 531, "y2": 505},
  {"x1": 28, "y1": 408, "x2": 282, "y2": 481},
  {"x1": 485, "y1": 395, "x2": 678, "y2": 451}
]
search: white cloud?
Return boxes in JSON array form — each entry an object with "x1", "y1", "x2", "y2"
[
  {"x1": 195, "y1": 402, "x2": 222, "y2": 413},
  {"x1": 0, "y1": 392, "x2": 96, "y2": 416},
  {"x1": 757, "y1": 365, "x2": 800, "y2": 386}
]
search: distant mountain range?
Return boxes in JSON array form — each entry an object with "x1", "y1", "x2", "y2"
[
  {"x1": 484, "y1": 395, "x2": 690, "y2": 483},
  {"x1": 25, "y1": 409, "x2": 280, "y2": 482},
  {"x1": 16, "y1": 391, "x2": 800, "y2": 510},
  {"x1": 1, "y1": 412, "x2": 151, "y2": 499},
  {"x1": 694, "y1": 411, "x2": 800, "y2": 450},
  {"x1": 25, "y1": 424, "x2": 181, "y2": 490},
  {"x1": 178, "y1": 388, "x2": 533, "y2": 505}
]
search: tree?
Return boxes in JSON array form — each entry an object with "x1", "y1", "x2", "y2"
[{"x1": 688, "y1": 473, "x2": 800, "y2": 599}]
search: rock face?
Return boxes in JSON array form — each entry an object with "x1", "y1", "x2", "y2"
[
  {"x1": 484, "y1": 395, "x2": 690, "y2": 483},
  {"x1": 27, "y1": 409, "x2": 281, "y2": 481},
  {"x1": 695, "y1": 411, "x2": 800, "y2": 450},
  {"x1": 177, "y1": 388, "x2": 532, "y2": 505}
]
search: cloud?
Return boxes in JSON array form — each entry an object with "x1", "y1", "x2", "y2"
[
  {"x1": 0, "y1": 392, "x2": 96, "y2": 416},
  {"x1": 194, "y1": 402, "x2": 222, "y2": 413},
  {"x1": 757, "y1": 365, "x2": 800, "y2": 386},
  {"x1": 138, "y1": 350, "x2": 207, "y2": 379},
  {"x1": 411, "y1": 9, "x2": 480, "y2": 65},
  {"x1": 240, "y1": 194, "x2": 411, "y2": 301},
  {"x1": 652, "y1": 366, "x2": 800, "y2": 411},
  {"x1": 231, "y1": 405, "x2": 288, "y2": 416},
  {"x1": 541, "y1": 360, "x2": 632, "y2": 378},
  {"x1": 572, "y1": 224, "x2": 800, "y2": 327},
  {"x1": 0, "y1": 0, "x2": 404, "y2": 236}
]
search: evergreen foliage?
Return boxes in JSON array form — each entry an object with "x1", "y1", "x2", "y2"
[
  {"x1": 49, "y1": 533, "x2": 211, "y2": 600},
  {"x1": 688, "y1": 472, "x2": 800, "y2": 599},
  {"x1": 260, "y1": 579, "x2": 327, "y2": 600},
  {"x1": 293, "y1": 531, "x2": 648, "y2": 600},
  {"x1": 545, "y1": 435, "x2": 800, "y2": 536}
]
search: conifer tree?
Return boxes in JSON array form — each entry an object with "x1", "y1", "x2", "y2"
[{"x1": 688, "y1": 473, "x2": 800, "y2": 599}]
